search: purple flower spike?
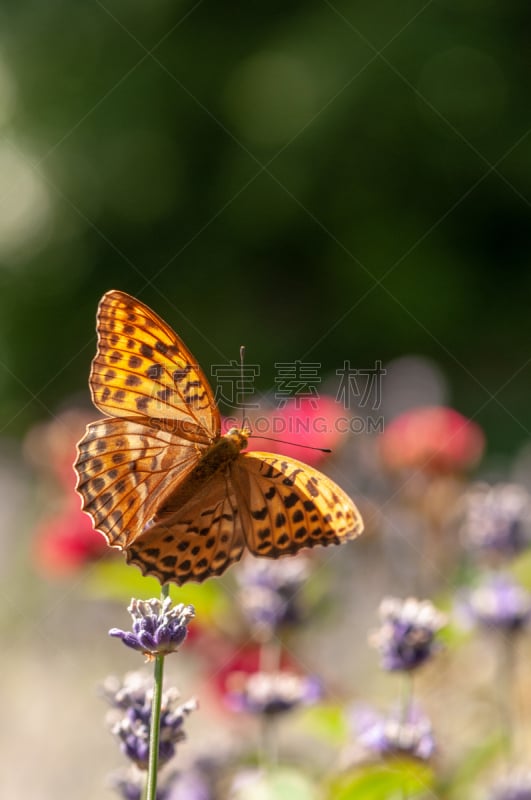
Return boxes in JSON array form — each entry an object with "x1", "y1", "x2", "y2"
[
  {"x1": 111, "y1": 767, "x2": 178, "y2": 800},
  {"x1": 489, "y1": 768, "x2": 531, "y2": 799},
  {"x1": 111, "y1": 766, "x2": 215, "y2": 800},
  {"x1": 102, "y1": 673, "x2": 197, "y2": 770},
  {"x1": 235, "y1": 555, "x2": 311, "y2": 638},
  {"x1": 460, "y1": 483, "x2": 531, "y2": 560},
  {"x1": 351, "y1": 704, "x2": 435, "y2": 762},
  {"x1": 466, "y1": 573, "x2": 531, "y2": 632},
  {"x1": 110, "y1": 597, "x2": 195, "y2": 657},
  {"x1": 371, "y1": 597, "x2": 446, "y2": 672},
  {"x1": 169, "y1": 769, "x2": 214, "y2": 800},
  {"x1": 226, "y1": 670, "x2": 321, "y2": 716}
]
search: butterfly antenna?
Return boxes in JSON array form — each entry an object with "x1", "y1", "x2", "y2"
[
  {"x1": 250, "y1": 434, "x2": 331, "y2": 454},
  {"x1": 240, "y1": 345, "x2": 248, "y2": 431}
]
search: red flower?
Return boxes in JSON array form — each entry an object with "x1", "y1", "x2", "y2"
[{"x1": 379, "y1": 406, "x2": 484, "y2": 474}]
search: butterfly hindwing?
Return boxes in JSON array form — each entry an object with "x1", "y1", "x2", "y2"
[
  {"x1": 75, "y1": 417, "x2": 204, "y2": 548},
  {"x1": 90, "y1": 290, "x2": 220, "y2": 439},
  {"x1": 125, "y1": 471, "x2": 245, "y2": 584},
  {"x1": 232, "y1": 453, "x2": 364, "y2": 558}
]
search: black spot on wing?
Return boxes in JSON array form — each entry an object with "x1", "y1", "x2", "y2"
[{"x1": 284, "y1": 492, "x2": 299, "y2": 509}]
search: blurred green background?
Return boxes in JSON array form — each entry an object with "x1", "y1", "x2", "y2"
[{"x1": 1, "y1": 0, "x2": 530, "y2": 449}]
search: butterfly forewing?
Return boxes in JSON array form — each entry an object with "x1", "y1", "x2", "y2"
[
  {"x1": 125, "y1": 471, "x2": 245, "y2": 584},
  {"x1": 233, "y1": 453, "x2": 363, "y2": 558},
  {"x1": 90, "y1": 290, "x2": 220, "y2": 439},
  {"x1": 75, "y1": 417, "x2": 204, "y2": 547}
]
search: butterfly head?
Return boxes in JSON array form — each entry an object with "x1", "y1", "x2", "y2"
[{"x1": 224, "y1": 426, "x2": 250, "y2": 452}]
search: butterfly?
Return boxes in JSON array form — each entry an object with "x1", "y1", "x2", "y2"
[{"x1": 74, "y1": 290, "x2": 364, "y2": 585}]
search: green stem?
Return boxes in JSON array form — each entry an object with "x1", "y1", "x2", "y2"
[
  {"x1": 259, "y1": 636, "x2": 281, "y2": 674},
  {"x1": 261, "y1": 713, "x2": 278, "y2": 768},
  {"x1": 498, "y1": 632, "x2": 518, "y2": 766},
  {"x1": 399, "y1": 673, "x2": 414, "y2": 800},
  {"x1": 259, "y1": 635, "x2": 281, "y2": 768},
  {"x1": 400, "y1": 672, "x2": 414, "y2": 726},
  {"x1": 144, "y1": 584, "x2": 170, "y2": 800}
]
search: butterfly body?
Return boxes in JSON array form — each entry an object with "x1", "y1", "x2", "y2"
[
  {"x1": 154, "y1": 427, "x2": 249, "y2": 517},
  {"x1": 74, "y1": 290, "x2": 363, "y2": 585}
]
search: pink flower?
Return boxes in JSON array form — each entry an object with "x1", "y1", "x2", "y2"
[
  {"x1": 24, "y1": 409, "x2": 93, "y2": 493},
  {"x1": 26, "y1": 409, "x2": 109, "y2": 576},
  {"x1": 379, "y1": 406, "x2": 484, "y2": 474},
  {"x1": 33, "y1": 502, "x2": 107, "y2": 576},
  {"x1": 210, "y1": 644, "x2": 297, "y2": 703},
  {"x1": 234, "y1": 396, "x2": 347, "y2": 467}
]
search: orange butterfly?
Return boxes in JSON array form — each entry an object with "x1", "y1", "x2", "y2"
[{"x1": 74, "y1": 291, "x2": 363, "y2": 585}]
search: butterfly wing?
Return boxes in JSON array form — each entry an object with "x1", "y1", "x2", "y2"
[
  {"x1": 90, "y1": 290, "x2": 220, "y2": 440},
  {"x1": 125, "y1": 470, "x2": 245, "y2": 584},
  {"x1": 232, "y1": 452, "x2": 363, "y2": 557},
  {"x1": 75, "y1": 417, "x2": 204, "y2": 548}
]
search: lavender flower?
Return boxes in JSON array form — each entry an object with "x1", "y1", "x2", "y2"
[
  {"x1": 460, "y1": 483, "x2": 531, "y2": 559},
  {"x1": 371, "y1": 597, "x2": 447, "y2": 672},
  {"x1": 351, "y1": 704, "x2": 435, "y2": 762},
  {"x1": 109, "y1": 598, "x2": 195, "y2": 657},
  {"x1": 103, "y1": 672, "x2": 153, "y2": 711},
  {"x1": 168, "y1": 769, "x2": 214, "y2": 800},
  {"x1": 103, "y1": 673, "x2": 197, "y2": 770},
  {"x1": 225, "y1": 670, "x2": 321, "y2": 716},
  {"x1": 235, "y1": 556, "x2": 310, "y2": 637},
  {"x1": 111, "y1": 767, "x2": 177, "y2": 800},
  {"x1": 466, "y1": 573, "x2": 531, "y2": 632},
  {"x1": 112, "y1": 762, "x2": 217, "y2": 800},
  {"x1": 489, "y1": 769, "x2": 531, "y2": 799}
]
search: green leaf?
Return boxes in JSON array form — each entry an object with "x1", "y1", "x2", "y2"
[
  {"x1": 84, "y1": 559, "x2": 230, "y2": 621},
  {"x1": 512, "y1": 550, "x2": 531, "y2": 590},
  {"x1": 327, "y1": 760, "x2": 435, "y2": 800},
  {"x1": 437, "y1": 618, "x2": 471, "y2": 649},
  {"x1": 296, "y1": 704, "x2": 349, "y2": 744},
  {"x1": 231, "y1": 768, "x2": 321, "y2": 800},
  {"x1": 439, "y1": 732, "x2": 506, "y2": 798}
]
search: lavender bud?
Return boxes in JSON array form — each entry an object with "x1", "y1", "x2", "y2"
[
  {"x1": 235, "y1": 556, "x2": 310, "y2": 637},
  {"x1": 460, "y1": 483, "x2": 531, "y2": 559},
  {"x1": 110, "y1": 597, "x2": 195, "y2": 657},
  {"x1": 466, "y1": 573, "x2": 531, "y2": 632},
  {"x1": 489, "y1": 768, "x2": 531, "y2": 799},
  {"x1": 102, "y1": 672, "x2": 197, "y2": 770},
  {"x1": 225, "y1": 670, "x2": 321, "y2": 716},
  {"x1": 371, "y1": 597, "x2": 446, "y2": 672},
  {"x1": 351, "y1": 704, "x2": 435, "y2": 762}
]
